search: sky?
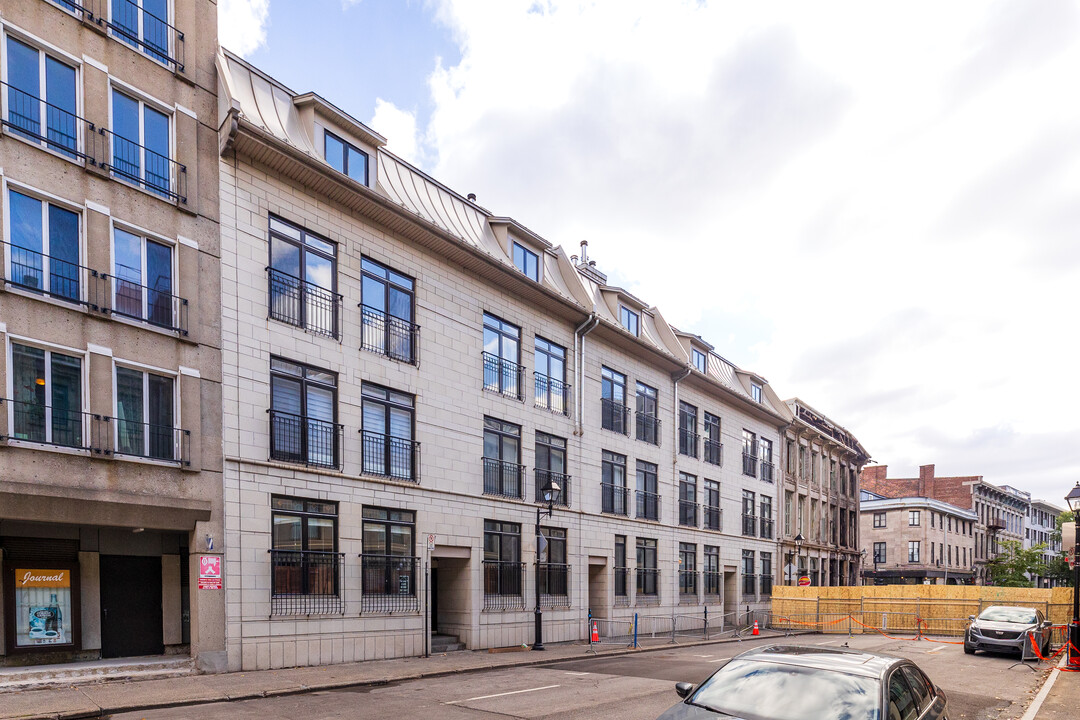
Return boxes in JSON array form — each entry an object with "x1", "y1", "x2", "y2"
[{"x1": 219, "y1": 0, "x2": 1080, "y2": 507}]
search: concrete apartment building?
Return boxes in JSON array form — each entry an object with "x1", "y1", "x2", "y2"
[
  {"x1": 1026, "y1": 499, "x2": 1063, "y2": 588},
  {"x1": 215, "y1": 49, "x2": 799, "y2": 671},
  {"x1": 861, "y1": 464, "x2": 1028, "y2": 584},
  {"x1": 859, "y1": 490, "x2": 976, "y2": 585},
  {"x1": 778, "y1": 399, "x2": 868, "y2": 587},
  {"x1": 0, "y1": 0, "x2": 223, "y2": 669}
]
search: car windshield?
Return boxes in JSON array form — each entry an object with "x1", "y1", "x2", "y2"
[
  {"x1": 690, "y1": 659, "x2": 880, "y2": 720},
  {"x1": 978, "y1": 608, "x2": 1037, "y2": 624}
]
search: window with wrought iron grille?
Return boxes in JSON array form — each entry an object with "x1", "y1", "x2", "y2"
[
  {"x1": 703, "y1": 412, "x2": 722, "y2": 465},
  {"x1": 270, "y1": 497, "x2": 342, "y2": 615},
  {"x1": 760, "y1": 552, "x2": 773, "y2": 596},
  {"x1": 636, "y1": 537, "x2": 658, "y2": 599},
  {"x1": 759, "y1": 495, "x2": 773, "y2": 539},
  {"x1": 678, "y1": 401, "x2": 698, "y2": 458},
  {"x1": 614, "y1": 535, "x2": 629, "y2": 604},
  {"x1": 635, "y1": 382, "x2": 659, "y2": 444},
  {"x1": 679, "y1": 543, "x2": 697, "y2": 599},
  {"x1": 742, "y1": 429, "x2": 757, "y2": 476},
  {"x1": 483, "y1": 313, "x2": 523, "y2": 399},
  {"x1": 110, "y1": 88, "x2": 176, "y2": 199},
  {"x1": 108, "y1": 0, "x2": 179, "y2": 68},
  {"x1": 601, "y1": 450, "x2": 628, "y2": 516},
  {"x1": 3, "y1": 36, "x2": 79, "y2": 158},
  {"x1": 113, "y1": 225, "x2": 183, "y2": 332},
  {"x1": 361, "y1": 507, "x2": 416, "y2": 612},
  {"x1": 741, "y1": 490, "x2": 756, "y2": 537},
  {"x1": 483, "y1": 520, "x2": 523, "y2": 609},
  {"x1": 742, "y1": 549, "x2": 755, "y2": 596},
  {"x1": 538, "y1": 526, "x2": 569, "y2": 607},
  {"x1": 678, "y1": 473, "x2": 698, "y2": 527},
  {"x1": 270, "y1": 357, "x2": 339, "y2": 469},
  {"x1": 535, "y1": 431, "x2": 569, "y2": 506},
  {"x1": 325, "y1": 130, "x2": 369, "y2": 185},
  {"x1": 601, "y1": 366, "x2": 628, "y2": 434},
  {"x1": 483, "y1": 417, "x2": 523, "y2": 499},
  {"x1": 534, "y1": 337, "x2": 568, "y2": 414},
  {"x1": 4, "y1": 189, "x2": 82, "y2": 304},
  {"x1": 512, "y1": 241, "x2": 539, "y2": 281},
  {"x1": 360, "y1": 256, "x2": 416, "y2": 364},
  {"x1": 704, "y1": 545, "x2": 720, "y2": 596},
  {"x1": 636, "y1": 460, "x2": 659, "y2": 520},
  {"x1": 268, "y1": 216, "x2": 339, "y2": 338},
  {"x1": 361, "y1": 384, "x2": 416, "y2": 482},
  {"x1": 704, "y1": 480, "x2": 721, "y2": 531},
  {"x1": 115, "y1": 364, "x2": 183, "y2": 463},
  {"x1": 8, "y1": 342, "x2": 84, "y2": 450},
  {"x1": 759, "y1": 437, "x2": 774, "y2": 482}
]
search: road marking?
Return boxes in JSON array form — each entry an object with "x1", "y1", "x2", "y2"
[
  {"x1": 564, "y1": 671, "x2": 590, "y2": 676},
  {"x1": 818, "y1": 640, "x2": 839, "y2": 646},
  {"x1": 708, "y1": 656, "x2": 735, "y2": 662},
  {"x1": 445, "y1": 685, "x2": 561, "y2": 704},
  {"x1": 926, "y1": 645, "x2": 947, "y2": 653},
  {"x1": 695, "y1": 654, "x2": 713, "y2": 658}
]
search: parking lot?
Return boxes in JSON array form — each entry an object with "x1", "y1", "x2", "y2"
[{"x1": 107, "y1": 634, "x2": 1055, "y2": 720}]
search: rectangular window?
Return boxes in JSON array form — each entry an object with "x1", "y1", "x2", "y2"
[
  {"x1": 874, "y1": 511, "x2": 886, "y2": 528},
  {"x1": 9, "y1": 343, "x2": 83, "y2": 448},
  {"x1": 4, "y1": 36, "x2": 78, "y2": 157},
  {"x1": 679, "y1": 543, "x2": 697, "y2": 597},
  {"x1": 5, "y1": 189, "x2": 80, "y2": 302},
  {"x1": 909, "y1": 510, "x2": 920, "y2": 527},
  {"x1": 619, "y1": 305, "x2": 639, "y2": 336},
  {"x1": 512, "y1": 241, "x2": 539, "y2": 281},
  {"x1": 115, "y1": 365, "x2": 178, "y2": 461},
  {"x1": 600, "y1": 366, "x2": 628, "y2": 434},
  {"x1": 678, "y1": 401, "x2": 698, "y2": 458},
  {"x1": 741, "y1": 490, "x2": 756, "y2": 536},
  {"x1": 908, "y1": 541, "x2": 920, "y2": 563},
  {"x1": 535, "y1": 431, "x2": 568, "y2": 506},
  {"x1": 786, "y1": 439, "x2": 795, "y2": 473},
  {"x1": 110, "y1": 0, "x2": 173, "y2": 65},
  {"x1": 873, "y1": 542, "x2": 886, "y2": 564},
  {"x1": 269, "y1": 357, "x2": 338, "y2": 468},
  {"x1": 759, "y1": 495, "x2": 773, "y2": 539},
  {"x1": 361, "y1": 383, "x2": 416, "y2": 482},
  {"x1": 361, "y1": 507, "x2": 416, "y2": 611},
  {"x1": 742, "y1": 549, "x2": 756, "y2": 596},
  {"x1": 113, "y1": 226, "x2": 178, "y2": 330},
  {"x1": 634, "y1": 381, "x2": 659, "y2": 444},
  {"x1": 269, "y1": 216, "x2": 340, "y2": 338},
  {"x1": 360, "y1": 256, "x2": 415, "y2": 363},
  {"x1": 704, "y1": 479, "x2": 721, "y2": 531},
  {"x1": 111, "y1": 88, "x2": 172, "y2": 197},
  {"x1": 614, "y1": 535, "x2": 628, "y2": 602},
  {"x1": 742, "y1": 430, "x2": 757, "y2": 476},
  {"x1": 750, "y1": 382, "x2": 762, "y2": 403},
  {"x1": 324, "y1": 130, "x2": 368, "y2": 185},
  {"x1": 537, "y1": 526, "x2": 568, "y2": 604},
  {"x1": 483, "y1": 521, "x2": 522, "y2": 606},
  {"x1": 931, "y1": 512, "x2": 936, "y2": 529},
  {"x1": 692, "y1": 349, "x2": 707, "y2": 373},
  {"x1": 799, "y1": 445, "x2": 808, "y2": 479},
  {"x1": 703, "y1": 412, "x2": 722, "y2": 465},
  {"x1": 601, "y1": 450, "x2": 628, "y2": 516},
  {"x1": 482, "y1": 417, "x2": 523, "y2": 499},
  {"x1": 678, "y1": 473, "x2": 697, "y2": 527},
  {"x1": 760, "y1": 552, "x2": 773, "y2": 596},
  {"x1": 759, "y1": 437, "x2": 774, "y2": 482},
  {"x1": 534, "y1": 337, "x2": 568, "y2": 414},
  {"x1": 482, "y1": 312, "x2": 523, "y2": 399},
  {"x1": 704, "y1": 546, "x2": 720, "y2": 596},
  {"x1": 636, "y1": 537, "x2": 658, "y2": 597},
  {"x1": 270, "y1": 496, "x2": 341, "y2": 615},
  {"x1": 635, "y1": 459, "x2": 659, "y2": 521},
  {"x1": 783, "y1": 490, "x2": 794, "y2": 536}
]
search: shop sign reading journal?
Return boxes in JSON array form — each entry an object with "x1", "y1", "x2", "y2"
[{"x1": 17, "y1": 569, "x2": 70, "y2": 587}]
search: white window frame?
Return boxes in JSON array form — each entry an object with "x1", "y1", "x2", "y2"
[
  {"x1": 2, "y1": 178, "x2": 86, "y2": 303},
  {"x1": 107, "y1": 0, "x2": 175, "y2": 68},
  {"x1": 110, "y1": 217, "x2": 178, "y2": 329},
  {"x1": 5, "y1": 335, "x2": 89, "y2": 449},
  {"x1": 111, "y1": 358, "x2": 181, "y2": 461},
  {"x1": 107, "y1": 79, "x2": 176, "y2": 195}
]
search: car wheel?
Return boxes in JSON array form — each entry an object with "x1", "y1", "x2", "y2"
[
  {"x1": 963, "y1": 632, "x2": 975, "y2": 655},
  {"x1": 1042, "y1": 637, "x2": 1051, "y2": 657}
]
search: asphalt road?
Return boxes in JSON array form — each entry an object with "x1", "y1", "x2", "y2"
[{"x1": 107, "y1": 634, "x2": 1053, "y2": 720}]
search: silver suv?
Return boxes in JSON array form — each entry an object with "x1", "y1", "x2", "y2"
[{"x1": 964, "y1": 605, "x2": 1052, "y2": 656}]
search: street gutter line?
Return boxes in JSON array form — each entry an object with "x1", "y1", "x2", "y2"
[
  {"x1": 445, "y1": 685, "x2": 561, "y2": 704},
  {"x1": 1018, "y1": 655, "x2": 1065, "y2": 720}
]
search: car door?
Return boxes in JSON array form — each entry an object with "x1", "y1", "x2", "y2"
[{"x1": 901, "y1": 665, "x2": 946, "y2": 720}]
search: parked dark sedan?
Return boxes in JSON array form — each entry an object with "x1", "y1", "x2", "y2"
[
  {"x1": 964, "y1": 605, "x2": 1052, "y2": 657},
  {"x1": 656, "y1": 645, "x2": 948, "y2": 720}
]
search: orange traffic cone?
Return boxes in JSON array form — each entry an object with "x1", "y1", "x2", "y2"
[
  {"x1": 752, "y1": 621, "x2": 760, "y2": 636},
  {"x1": 591, "y1": 620, "x2": 599, "y2": 643}
]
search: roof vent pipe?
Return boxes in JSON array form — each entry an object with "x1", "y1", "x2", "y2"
[
  {"x1": 580, "y1": 240, "x2": 588, "y2": 264},
  {"x1": 467, "y1": 193, "x2": 476, "y2": 202}
]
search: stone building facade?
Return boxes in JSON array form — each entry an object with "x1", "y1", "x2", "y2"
[
  {"x1": 215, "y1": 50, "x2": 797, "y2": 671},
  {"x1": 1025, "y1": 499, "x2": 1063, "y2": 588},
  {"x1": 0, "y1": 0, "x2": 224, "y2": 669},
  {"x1": 778, "y1": 399, "x2": 868, "y2": 587}
]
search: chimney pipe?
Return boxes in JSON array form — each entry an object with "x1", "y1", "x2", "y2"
[
  {"x1": 467, "y1": 193, "x2": 476, "y2": 202},
  {"x1": 579, "y1": 240, "x2": 588, "y2": 264}
]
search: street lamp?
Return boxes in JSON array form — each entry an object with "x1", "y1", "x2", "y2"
[
  {"x1": 794, "y1": 533, "x2": 805, "y2": 585},
  {"x1": 534, "y1": 479, "x2": 561, "y2": 651},
  {"x1": 1065, "y1": 482, "x2": 1080, "y2": 666}
]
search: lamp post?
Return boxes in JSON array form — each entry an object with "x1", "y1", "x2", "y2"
[
  {"x1": 860, "y1": 549, "x2": 867, "y2": 586},
  {"x1": 794, "y1": 533, "x2": 805, "y2": 585},
  {"x1": 1065, "y1": 482, "x2": 1080, "y2": 666},
  {"x1": 534, "y1": 480, "x2": 560, "y2": 651}
]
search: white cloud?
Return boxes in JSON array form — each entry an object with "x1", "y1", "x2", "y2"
[
  {"x1": 219, "y1": 0, "x2": 271, "y2": 56},
  {"x1": 370, "y1": 99, "x2": 424, "y2": 166},
  {"x1": 418, "y1": 0, "x2": 1080, "y2": 500}
]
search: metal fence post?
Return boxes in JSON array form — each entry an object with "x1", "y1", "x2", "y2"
[
  {"x1": 670, "y1": 609, "x2": 677, "y2": 644},
  {"x1": 704, "y1": 606, "x2": 709, "y2": 641},
  {"x1": 634, "y1": 612, "x2": 639, "y2": 649}
]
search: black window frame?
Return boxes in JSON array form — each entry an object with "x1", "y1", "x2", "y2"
[
  {"x1": 873, "y1": 542, "x2": 886, "y2": 564},
  {"x1": 269, "y1": 356, "x2": 340, "y2": 469},
  {"x1": 270, "y1": 496, "x2": 341, "y2": 608},
  {"x1": 703, "y1": 411, "x2": 722, "y2": 465},
  {"x1": 704, "y1": 545, "x2": 721, "y2": 595},
  {"x1": 614, "y1": 534, "x2": 628, "y2": 600},
  {"x1": 483, "y1": 416, "x2": 523, "y2": 498},
  {"x1": 742, "y1": 429, "x2": 757, "y2": 476},
  {"x1": 482, "y1": 312, "x2": 523, "y2": 399},
  {"x1": 512, "y1": 241, "x2": 539, "y2": 281},
  {"x1": 679, "y1": 542, "x2": 697, "y2": 597},
  {"x1": 678, "y1": 472, "x2": 698, "y2": 527},
  {"x1": 360, "y1": 255, "x2": 417, "y2": 364},
  {"x1": 704, "y1": 479, "x2": 721, "y2": 531},
  {"x1": 636, "y1": 459, "x2": 659, "y2": 521},
  {"x1": 360, "y1": 382, "x2": 417, "y2": 482},
  {"x1": 483, "y1": 520, "x2": 523, "y2": 599},
  {"x1": 873, "y1": 512, "x2": 886, "y2": 528},
  {"x1": 601, "y1": 366, "x2": 628, "y2": 434},
  {"x1": 601, "y1": 450, "x2": 628, "y2": 516},
  {"x1": 692, "y1": 348, "x2": 707, "y2": 373},
  {"x1": 742, "y1": 549, "x2": 756, "y2": 596},
  {"x1": 324, "y1": 130, "x2": 369, "y2": 185},
  {"x1": 634, "y1": 381, "x2": 659, "y2": 444},
  {"x1": 619, "y1": 305, "x2": 639, "y2": 336},
  {"x1": 534, "y1": 336, "x2": 568, "y2": 414},
  {"x1": 535, "y1": 431, "x2": 569, "y2": 506},
  {"x1": 909, "y1": 510, "x2": 920, "y2": 527},
  {"x1": 636, "y1": 537, "x2": 658, "y2": 597},
  {"x1": 678, "y1": 400, "x2": 698, "y2": 458},
  {"x1": 741, "y1": 489, "x2": 756, "y2": 537},
  {"x1": 268, "y1": 215, "x2": 340, "y2": 338},
  {"x1": 360, "y1": 506, "x2": 416, "y2": 599}
]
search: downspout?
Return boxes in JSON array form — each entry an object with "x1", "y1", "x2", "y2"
[
  {"x1": 573, "y1": 314, "x2": 599, "y2": 436},
  {"x1": 671, "y1": 366, "x2": 691, "y2": 607}
]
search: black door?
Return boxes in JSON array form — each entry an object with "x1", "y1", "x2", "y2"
[
  {"x1": 100, "y1": 555, "x2": 163, "y2": 658},
  {"x1": 429, "y1": 567, "x2": 438, "y2": 634}
]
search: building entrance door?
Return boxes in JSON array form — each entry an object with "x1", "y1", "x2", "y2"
[
  {"x1": 100, "y1": 555, "x2": 163, "y2": 658},
  {"x1": 588, "y1": 560, "x2": 607, "y2": 619}
]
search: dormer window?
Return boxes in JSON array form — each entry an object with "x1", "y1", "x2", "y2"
[
  {"x1": 619, "y1": 306, "x2": 639, "y2": 336},
  {"x1": 750, "y1": 382, "x2": 762, "y2": 403},
  {"x1": 692, "y1": 349, "x2": 707, "y2": 373},
  {"x1": 512, "y1": 241, "x2": 539, "y2": 281},
  {"x1": 325, "y1": 131, "x2": 368, "y2": 185}
]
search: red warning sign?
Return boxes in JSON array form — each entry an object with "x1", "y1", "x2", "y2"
[{"x1": 199, "y1": 555, "x2": 222, "y2": 590}]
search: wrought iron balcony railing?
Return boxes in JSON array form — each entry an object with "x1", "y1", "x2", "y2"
[
  {"x1": 636, "y1": 568, "x2": 660, "y2": 599},
  {"x1": 269, "y1": 549, "x2": 345, "y2": 616},
  {"x1": 1, "y1": 80, "x2": 91, "y2": 160},
  {"x1": 267, "y1": 268, "x2": 342, "y2": 339},
  {"x1": 269, "y1": 409, "x2": 342, "y2": 470},
  {"x1": 103, "y1": 0, "x2": 186, "y2": 72},
  {"x1": 1, "y1": 240, "x2": 90, "y2": 306},
  {"x1": 535, "y1": 468, "x2": 570, "y2": 507},
  {"x1": 678, "y1": 429, "x2": 699, "y2": 458},
  {"x1": 482, "y1": 352, "x2": 525, "y2": 400},
  {"x1": 537, "y1": 562, "x2": 570, "y2": 607},
  {"x1": 703, "y1": 570, "x2": 722, "y2": 597},
  {"x1": 742, "y1": 573, "x2": 757, "y2": 597},
  {"x1": 0, "y1": 398, "x2": 96, "y2": 451},
  {"x1": 601, "y1": 482, "x2": 629, "y2": 516},
  {"x1": 741, "y1": 513, "x2": 757, "y2": 537},
  {"x1": 635, "y1": 489, "x2": 660, "y2": 521},
  {"x1": 534, "y1": 372, "x2": 570, "y2": 415},
  {"x1": 761, "y1": 460, "x2": 775, "y2": 483},
  {"x1": 742, "y1": 452, "x2": 758, "y2": 477},
  {"x1": 703, "y1": 505, "x2": 722, "y2": 531},
  {"x1": 108, "y1": 273, "x2": 188, "y2": 335},
  {"x1": 635, "y1": 411, "x2": 661, "y2": 445},
  {"x1": 614, "y1": 567, "x2": 630, "y2": 606},
  {"x1": 482, "y1": 560, "x2": 524, "y2": 609},
  {"x1": 760, "y1": 518, "x2": 775, "y2": 539},
  {"x1": 679, "y1": 570, "x2": 699, "y2": 599},
  {"x1": 102, "y1": 125, "x2": 187, "y2": 203},
  {"x1": 679, "y1": 500, "x2": 699, "y2": 528},
  {"x1": 704, "y1": 440, "x2": 723, "y2": 466},
  {"x1": 359, "y1": 304, "x2": 418, "y2": 365},
  {"x1": 361, "y1": 430, "x2": 419, "y2": 483},
  {"x1": 601, "y1": 398, "x2": 629, "y2": 435},
  {"x1": 113, "y1": 416, "x2": 190, "y2": 465},
  {"x1": 761, "y1": 574, "x2": 773, "y2": 596},
  {"x1": 483, "y1": 457, "x2": 525, "y2": 499},
  {"x1": 360, "y1": 554, "x2": 418, "y2": 613}
]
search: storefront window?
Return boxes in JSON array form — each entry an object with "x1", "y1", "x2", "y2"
[{"x1": 14, "y1": 567, "x2": 73, "y2": 647}]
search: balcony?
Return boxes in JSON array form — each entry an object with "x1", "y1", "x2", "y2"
[
  {"x1": 601, "y1": 482, "x2": 629, "y2": 516},
  {"x1": 269, "y1": 549, "x2": 345, "y2": 616},
  {"x1": 742, "y1": 452, "x2": 758, "y2": 477},
  {"x1": 741, "y1": 513, "x2": 757, "y2": 537},
  {"x1": 679, "y1": 500, "x2": 699, "y2": 528},
  {"x1": 614, "y1": 567, "x2": 630, "y2": 606},
  {"x1": 601, "y1": 398, "x2": 629, "y2": 435},
  {"x1": 678, "y1": 429, "x2": 699, "y2": 458},
  {"x1": 635, "y1": 411, "x2": 661, "y2": 445},
  {"x1": 360, "y1": 430, "x2": 419, "y2": 483},
  {"x1": 704, "y1": 439, "x2": 723, "y2": 466},
  {"x1": 987, "y1": 518, "x2": 1006, "y2": 532},
  {"x1": 534, "y1": 373, "x2": 571, "y2": 415},
  {"x1": 703, "y1": 505, "x2": 722, "y2": 531},
  {"x1": 1, "y1": 80, "x2": 93, "y2": 161},
  {"x1": 109, "y1": 273, "x2": 188, "y2": 335},
  {"x1": 635, "y1": 489, "x2": 660, "y2": 521},
  {"x1": 535, "y1": 469, "x2": 570, "y2": 507},
  {"x1": 636, "y1": 568, "x2": 660, "y2": 601},
  {"x1": 113, "y1": 416, "x2": 190, "y2": 465},
  {"x1": 267, "y1": 268, "x2": 342, "y2": 339},
  {"x1": 760, "y1": 460, "x2": 775, "y2": 483},
  {"x1": 482, "y1": 352, "x2": 525, "y2": 401},
  {"x1": 360, "y1": 554, "x2": 418, "y2": 613},
  {"x1": 102, "y1": 125, "x2": 187, "y2": 203},
  {"x1": 1, "y1": 241, "x2": 91, "y2": 306},
  {"x1": 483, "y1": 457, "x2": 525, "y2": 499},
  {"x1": 104, "y1": 0, "x2": 187, "y2": 73},
  {"x1": 360, "y1": 305, "x2": 418, "y2": 365},
  {"x1": 761, "y1": 574, "x2": 773, "y2": 596},
  {"x1": 703, "y1": 570, "x2": 721, "y2": 598},
  {"x1": 679, "y1": 570, "x2": 699, "y2": 600},
  {"x1": 760, "y1": 518, "x2": 774, "y2": 539},
  {"x1": 0, "y1": 398, "x2": 97, "y2": 452},
  {"x1": 537, "y1": 562, "x2": 570, "y2": 608},
  {"x1": 482, "y1": 560, "x2": 524, "y2": 610},
  {"x1": 269, "y1": 409, "x2": 342, "y2": 470}
]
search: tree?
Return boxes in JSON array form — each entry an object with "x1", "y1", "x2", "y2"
[
  {"x1": 987, "y1": 540, "x2": 1047, "y2": 587},
  {"x1": 1048, "y1": 510, "x2": 1076, "y2": 587}
]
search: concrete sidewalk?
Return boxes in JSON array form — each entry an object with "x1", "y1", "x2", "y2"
[{"x1": 1026, "y1": 661, "x2": 1080, "y2": 720}]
